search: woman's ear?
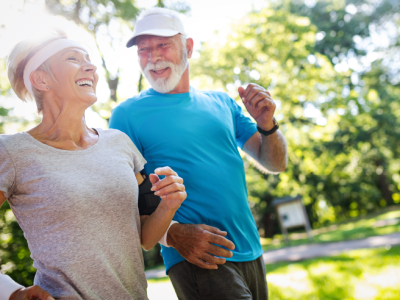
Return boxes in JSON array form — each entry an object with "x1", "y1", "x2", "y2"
[{"x1": 30, "y1": 70, "x2": 50, "y2": 92}]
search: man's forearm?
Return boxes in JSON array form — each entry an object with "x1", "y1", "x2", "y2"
[
  {"x1": 258, "y1": 130, "x2": 288, "y2": 173},
  {"x1": 238, "y1": 83, "x2": 288, "y2": 173}
]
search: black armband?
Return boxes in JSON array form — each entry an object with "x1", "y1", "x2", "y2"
[{"x1": 138, "y1": 170, "x2": 160, "y2": 215}]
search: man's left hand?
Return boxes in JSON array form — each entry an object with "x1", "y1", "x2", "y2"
[{"x1": 238, "y1": 83, "x2": 276, "y2": 131}]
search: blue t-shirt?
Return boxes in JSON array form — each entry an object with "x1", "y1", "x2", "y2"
[{"x1": 109, "y1": 87, "x2": 263, "y2": 272}]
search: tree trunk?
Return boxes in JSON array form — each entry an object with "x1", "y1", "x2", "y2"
[
  {"x1": 262, "y1": 194, "x2": 275, "y2": 238},
  {"x1": 108, "y1": 77, "x2": 119, "y2": 102},
  {"x1": 375, "y1": 159, "x2": 393, "y2": 204},
  {"x1": 379, "y1": 171, "x2": 393, "y2": 204},
  {"x1": 74, "y1": 0, "x2": 81, "y2": 24},
  {"x1": 138, "y1": 73, "x2": 143, "y2": 93},
  {"x1": 262, "y1": 211, "x2": 275, "y2": 238}
]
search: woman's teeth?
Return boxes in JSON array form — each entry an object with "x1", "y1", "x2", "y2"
[{"x1": 76, "y1": 80, "x2": 93, "y2": 87}]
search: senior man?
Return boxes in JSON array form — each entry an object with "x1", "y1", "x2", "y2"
[{"x1": 110, "y1": 7, "x2": 287, "y2": 300}]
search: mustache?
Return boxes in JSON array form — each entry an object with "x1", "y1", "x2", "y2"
[{"x1": 144, "y1": 60, "x2": 175, "y2": 72}]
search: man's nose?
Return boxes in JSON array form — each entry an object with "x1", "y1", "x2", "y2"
[{"x1": 148, "y1": 48, "x2": 162, "y2": 64}]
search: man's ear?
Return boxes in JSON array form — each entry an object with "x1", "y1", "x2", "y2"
[
  {"x1": 186, "y1": 38, "x2": 194, "y2": 59},
  {"x1": 29, "y1": 70, "x2": 50, "y2": 92}
]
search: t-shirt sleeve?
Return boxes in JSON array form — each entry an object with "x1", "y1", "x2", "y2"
[
  {"x1": 128, "y1": 138, "x2": 147, "y2": 175},
  {"x1": 229, "y1": 97, "x2": 258, "y2": 149},
  {"x1": 109, "y1": 105, "x2": 144, "y2": 156},
  {"x1": 0, "y1": 140, "x2": 16, "y2": 199}
]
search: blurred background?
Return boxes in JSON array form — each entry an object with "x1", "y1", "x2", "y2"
[{"x1": 0, "y1": 0, "x2": 400, "y2": 299}]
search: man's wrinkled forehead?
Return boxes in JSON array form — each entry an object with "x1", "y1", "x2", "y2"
[{"x1": 136, "y1": 34, "x2": 179, "y2": 46}]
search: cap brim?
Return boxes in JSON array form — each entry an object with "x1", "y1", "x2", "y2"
[{"x1": 126, "y1": 29, "x2": 181, "y2": 48}]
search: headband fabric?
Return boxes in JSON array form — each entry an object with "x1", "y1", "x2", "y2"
[{"x1": 23, "y1": 39, "x2": 87, "y2": 96}]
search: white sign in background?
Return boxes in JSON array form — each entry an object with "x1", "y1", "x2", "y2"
[{"x1": 278, "y1": 201, "x2": 306, "y2": 228}]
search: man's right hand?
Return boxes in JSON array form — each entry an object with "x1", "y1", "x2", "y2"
[
  {"x1": 167, "y1": 223, "x2": 235, "y2": 269},
  {"x1": 10, "y1": 286, "x2": 54, "y2": 300}
]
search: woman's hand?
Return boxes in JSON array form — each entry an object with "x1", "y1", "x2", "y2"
[
  {"x1": 10, "y1": 286, "x2": 54, "y2": 300},
  {"x1": 150, "y1": 166, "x2": 186, "y2": 211},
  {"x1": 140, "y1": 166, "x2": 186, "y2": 250}
]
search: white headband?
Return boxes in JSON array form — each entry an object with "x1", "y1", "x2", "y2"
[{"x1": 23, "y1": 39, "x2": 87, "y2": 96}]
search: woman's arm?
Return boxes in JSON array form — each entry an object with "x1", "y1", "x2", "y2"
[{"x1": 136, "y1": 167, "x2": 186, "y2": 250}]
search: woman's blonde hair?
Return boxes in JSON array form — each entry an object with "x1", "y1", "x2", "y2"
[{"x1": 7, "y1": 28, "x2": 67, "y2": 113}]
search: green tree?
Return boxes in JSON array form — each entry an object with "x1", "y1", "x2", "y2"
[
  {"x1": 45, "y1": 0, "x2": 191, "y2": 100},
  {"x1": 191, "y1": 0, "x2": 400, "y2": 235},
  {"x1": 0, "y1": 60, "x2": 10, "y2": 133},
  {"x1": 192, "y1": 6, "x2": 341, "y2": 235},
  {"x1": 283, "y1": 0, "x2": 400, "y2": 217},
  {"x1": 45, "y1": 0, "x2": 140, "y2": 106}
]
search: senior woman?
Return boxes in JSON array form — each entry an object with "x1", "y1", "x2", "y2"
[{"x1": 0, "y1": 29, "x2": 186, "y2": 300}]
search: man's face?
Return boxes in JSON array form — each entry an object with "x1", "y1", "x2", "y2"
[{"x1": 136, "y1": 34, "x2": 188, "y2": 93}]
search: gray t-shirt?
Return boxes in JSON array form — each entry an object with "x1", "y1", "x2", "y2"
[{"x1": 0, "y1": 128, "x2": 148, "y2": 300}]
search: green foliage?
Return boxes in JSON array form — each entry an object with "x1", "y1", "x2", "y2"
[
  {"x1": 45, "y1": 0, "x2": 141, "y2": 103},
  {"x1": 1, "y1": 0, "x2": 400, "y2": 288},
  {"x1": 0, "y1": 203, "x2": 35, "y2": 286},
  {"x1": 281, "y1": 0, "x2": 399, "y2": 63},
  {"x1": 292, "y1": 0, "x2": 400, "y2": 218},
  {"x1": 142, "y1": 244, "x2": 164, "y2": 270},
  {"x1": 156, "y1": 0, "x2": 191, "y2": 14},
  {"x1": 191, "y1": 0, "x2": 400, "y2": 235},
  {"x1": 0, "y1": 59, "x2": 10, "y2": 134},
  {"x1": 45, "y1": 0, "x2": 140, "y2": 29},
  {"x1": 0, "y1": 59, "x2": 11, "y2": 96},
  {"x1": 192, "y1": 6, "x2": 343, "y2": 233}
]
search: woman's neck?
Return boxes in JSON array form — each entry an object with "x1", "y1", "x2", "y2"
[{"x1": 28, "y1": 104, "x2": 98, "y2": 151}]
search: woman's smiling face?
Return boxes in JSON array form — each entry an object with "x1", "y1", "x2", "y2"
[{"x1": 47, "y1": 47, "x2": 99, "y2": 107}]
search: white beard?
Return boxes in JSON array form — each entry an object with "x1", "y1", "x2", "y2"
[{"x1": 141, "y1": 48, "x2": 188, "y2": 94}]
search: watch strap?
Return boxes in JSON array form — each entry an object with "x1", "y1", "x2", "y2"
[{"x1": 257, "y1": 118, "x2": 279, "y2": 136}]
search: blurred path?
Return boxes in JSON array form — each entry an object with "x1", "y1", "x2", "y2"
[
  {"x1": 145, "y1": 232, "x2": 400, "y2": 279},
  {"x1": 262, "y1": 232, "x2": 400, "y2": 264}
]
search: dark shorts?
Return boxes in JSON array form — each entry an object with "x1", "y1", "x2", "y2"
[{"x1": 168, "y1": 255, "x2": 268, "y2": 300}]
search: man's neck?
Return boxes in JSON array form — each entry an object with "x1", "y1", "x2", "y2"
[{"x1": 167, "y1": 67, "x2": 190, "y2": 94}]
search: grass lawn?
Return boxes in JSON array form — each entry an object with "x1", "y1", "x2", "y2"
[
  {"x1": 147, "y1": 245, "x2": 400, "y2": 300},
  {"x1": 261, "y1": 206, "x2": 400, "y2": 252},
  {"x1": 267, "y1": 245, "x2": 400, "y2": 299}
]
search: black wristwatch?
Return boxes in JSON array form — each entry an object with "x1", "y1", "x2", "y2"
[{"x1": 257, "y1": 117, "x2": 279, "y2": 136}]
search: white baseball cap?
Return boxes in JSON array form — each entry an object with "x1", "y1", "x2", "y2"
[{"x1": 126, "y1": 13, "x2": 186, "y2": 48}]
